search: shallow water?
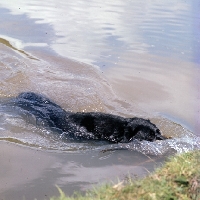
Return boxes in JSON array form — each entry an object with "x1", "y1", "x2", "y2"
[{"x1": 0, "y1": 0, "x2": 200, "y2": 199}]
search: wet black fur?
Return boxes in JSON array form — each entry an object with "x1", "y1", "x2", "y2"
[{"x1": 8, "y1": 92, "x2": 166, "y2": 143}]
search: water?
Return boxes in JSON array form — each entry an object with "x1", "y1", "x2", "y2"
[{"x1": 0, "y1": 0, "x2": 199, "y2": 199}]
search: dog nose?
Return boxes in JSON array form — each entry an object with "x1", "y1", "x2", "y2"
[{"x1": 156, "y1": 134, "x2": 167, "y2": 140}]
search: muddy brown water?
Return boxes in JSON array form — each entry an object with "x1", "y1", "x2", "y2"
[{"x1": 0, "y1": 1, "x2": 200, "y2": 199}]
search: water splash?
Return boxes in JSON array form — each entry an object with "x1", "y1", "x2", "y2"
[{"x1": 117, "y1": 136, "x2": 200, "y2": 155}]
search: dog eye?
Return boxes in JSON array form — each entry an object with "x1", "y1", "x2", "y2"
[{"x1": 156, "y1": 129, "x2": 160, "y2": 133}]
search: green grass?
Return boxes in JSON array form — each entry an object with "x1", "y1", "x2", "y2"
[{"x1": 50, "y1": 151, "x2": 200, "y2": 200}]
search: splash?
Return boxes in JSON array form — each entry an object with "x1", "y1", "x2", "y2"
[{"x1": 117, "y1": 136, "x2": 200, "y2": 155}]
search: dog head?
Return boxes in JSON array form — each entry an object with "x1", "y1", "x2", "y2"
[{"x1": 124, "y1": 118, "x2": 166, "y2": 142}]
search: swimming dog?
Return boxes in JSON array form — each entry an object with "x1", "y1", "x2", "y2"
[{"x1": 7, "y1": 92, "x2": 166, "y2": 143}]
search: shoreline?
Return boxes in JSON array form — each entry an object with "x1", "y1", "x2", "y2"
[{"x1": 50, "y1": 151, "x2": 200, "y2": 200}]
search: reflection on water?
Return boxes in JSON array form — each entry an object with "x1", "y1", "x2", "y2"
[
  {"x1": 0, "y1": 0, "x2": 198, "y2": 64},
  {"x1": 0, "y1": 0, "x2": 199, "y2": 199},
  {"x1": 104, "y1": 52, "x2": 198, "y2": 133}
]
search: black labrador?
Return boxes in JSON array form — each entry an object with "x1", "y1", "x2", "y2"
[{"x1": 6, "y1": 92, "x2": 166, "y2": 143}]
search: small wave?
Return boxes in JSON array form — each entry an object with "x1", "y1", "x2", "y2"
[{"x1": 117, "y1": 136, "x2": 200, "y2": 155}]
